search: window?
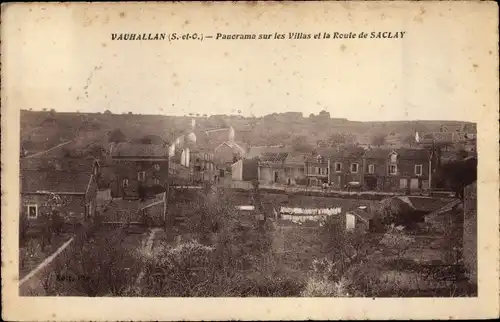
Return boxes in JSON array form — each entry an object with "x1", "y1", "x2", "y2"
[
  {"x1": 368, "y1": 164, "x2": 375, "y2": 174},
  {"x1": 154, "y1": 178, "x2": 160, "y2": 185},
  {"x1": 153, "y1": 164, "x2": 160, "y2": 171},
  {"x1": 317, "y1": 167, "x2": 321, "y2": 175},
  {"x1": 122, "y1": 179, "x2": 129, "y2": 187},
  {"x1": 138, "y1": 171, "x2": 146, "y2": 181},
  {"x1": 325, "y1": 167, "x2": 329, "y2": 175},
  {"x1": 415, "y1": 164, "x2": 423, "y2": 176},
  {"x1": 390, "y1": 153, "x2": 398, "y2": 163},
  {"x1": 389, "y1": 165, "x2": 397, "y2": 175},
  {"x1": 334, "y1": 162, "x2": 342, "y2": 172},
  {"x1": 351, "y1": 163, "x2": 359, "y2": 173},
  {"x1": 27, "y1": 205, "x2": 38, "y2": 219}
]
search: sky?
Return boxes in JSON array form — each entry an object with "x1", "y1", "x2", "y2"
[{"x1": 2, "y1": 2, "x2": 497, "y2": 122}]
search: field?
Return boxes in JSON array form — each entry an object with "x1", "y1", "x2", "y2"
[{"x1": 20, "y1": 110, "x2": 475, "y2": 156}]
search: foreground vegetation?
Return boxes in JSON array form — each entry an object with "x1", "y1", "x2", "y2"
[{"x1": 23, "y1": 187, "x2": 475, "y2": 297}]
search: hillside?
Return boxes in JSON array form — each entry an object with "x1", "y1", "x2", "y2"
[{"x1": 20, "y1": 110, "x2": 476, "y2": 154}]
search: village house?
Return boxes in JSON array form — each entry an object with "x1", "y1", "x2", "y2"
[
  {"x1": 189, "y1": 147, "x2": 217, "y2": 183},
  {"x1": 304, "y1": 152, "x2": 330, "y2": 186},
  {"x1": 246, "y1": 145, "x2": 293, "y2": 160},
  {"x1": 109, "y1": 142, "x2": 169, "y2": 199},
  {"x1": 362, "y1": 148, "x2": 391, "y2": 191},
  {"x1": 328, "y1": 147, "x2": 365, "y2": 189},
  {"x1": 20, "y1": 160, "x2": 99, "y2": 227},
  {"x1": 257, "y1": 152, "x2": 289, "y2": 184},
  {"x1": 231, "y1": 158, "x2": 258, "y2": 182},
  {"x1": 283, "y1": 152, "x2": 308, "y2": 185},
  {"x1": 386, "y1": 148, "x2": 431, "y2": 192}
]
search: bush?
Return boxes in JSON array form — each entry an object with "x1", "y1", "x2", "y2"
[
  {"x1": 301, "y1": 277, "x2": 350, "y2": 297},
  {"x1": 52, "y1": 227, "x2": 137, "y2": 296}
]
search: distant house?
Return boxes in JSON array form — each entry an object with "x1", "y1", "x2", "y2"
[
  {"x1": 109, "y1": 142, "x2": 169, "y2": 199},
  {"x1": 386, "y1": 148, "x2": 431, "y2": 192},
  {"x1": 304, "y1": 152, "x2": 329, "y2": 186},
  {"x1": 214, "y1": 141, "x2": 246, "y2": 166},
  {"x1": 231, "y1": 159, "x2": 258, "y2": 182},
  {"x1": 283, "y1": 152, "x2": 308, "y2": 185},
  {"x1": 20, "y1": 164, "x2": 98, "y2": 227},
  {"x1": 190, "y1": 147, "x2": 216, "y2": 183},
  {"x1": 328, "y1": 147, "x2": 365, "y2": 189},
  {"x1": 362, "y1": 148, "x2": 391, "y2": 191},
  {"x1": 257, "y1": 152, "x2": 289, "y2": 184},
  {"x1": 246, "y1": 145, "x2": 292, "y2": 160}
]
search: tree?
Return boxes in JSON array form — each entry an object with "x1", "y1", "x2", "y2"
[
  {"x1": 104, "y1": 109, "x2": 112, "y2": 115},
  {"x1": 371, "y1": 134, "x2": 386, "y2": 147},
  {"x1": 433, "y1": 157, "x2": 477, "y2": 199},
  {"x1": 108, "y1": 128, "x2": 127, "y2": 143},
  {"x1": 291, "y1": 135, "x2": 313, "y2": 152},
  {"x1": 318, "y1": 110, "x2": 331, "y2": 119},
  {"x1": 327, "y1": 133, "x2": 348, "y2": 147},
  {"x1": 401, "y1": 134, "x2": 416, "y2": 147}
]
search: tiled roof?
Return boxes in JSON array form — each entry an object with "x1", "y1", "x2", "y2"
[
  {"x1": 348, "y1": 208, "x2": 373, "y2": 222},
  {"x1": 332, "y1": 148, "x2": 365, "y2": 159},
  {"x1": 21, "y1": 169, "x2": 92, "y2": 193},
  {"x1": 395, "y1": 148, "x2": 430, "y2": 160},
  {"x1": 246, "y1": 146, "x2": 292, "y2": 159},
  {"x1": 110, "y1": 142, "x2": 169, "y2": 158},
  {"x1": 406, "y1": 196, "x2": 454, "y2": 212},
  {"x1": 20, "y1": 156, "x2": 95, "y2": 172},
  {"x1": 364, "y1": 148, "x2": 391, "y2": 159},
  {"x1": 259, "y1": 152, "x2": 289, "y2": 163},
  {"x1": 284, "y1": 152, "x2": 309, "y2": 165}
]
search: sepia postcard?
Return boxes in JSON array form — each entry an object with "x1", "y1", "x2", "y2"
[{"x1": 1, "y1": 1, "x2": 499, "y2": 321}]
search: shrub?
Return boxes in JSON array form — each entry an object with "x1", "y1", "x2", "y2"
[
  {"x1": 141, "y1": 240, "x2": 217, "y2": 296},
  {"x1": 53, "y1": 227, "x2": 136, "y2": 296},
  {"x1": 301, "y1": 277, "x2": 350, "y2": 297}
]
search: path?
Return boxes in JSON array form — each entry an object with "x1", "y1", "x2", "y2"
[
  {"x1": 23, "y1": 140, "x2": 73, "y2": 159},
  {"x1": 19, "y1": 237, "x2": 75, "y2": 287},
  {"x1": 128, "y1": 228, "x2": 161, "y2": 295}
]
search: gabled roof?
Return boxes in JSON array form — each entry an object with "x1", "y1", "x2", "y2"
[
  {"x1": 259, "y1": 152, "x2": 289, "y2": 163},
  {"x1": 246, "y1": 146, "x2": 292, "y2": 159},
  {"x1": 347, "y1": 208, "x2": 373, "y2": 223},
  {"x1": 21, "y1": 169, "x2": 93, "y2": 193},
  {"x1": 395, "y1": 148, "x2": 430, "y2": 160},
  {"x1": 110, "y1": 142, "x2": 169, "y2": 158},
  {"x1": 329, "y1": 147, "x2": 365, "y2": 159},
  {"x1": 284, "y1": 152, "x2": 309, "y2": 165},
  {"x1": 20, "y1": 156, "x2": 96, "y2": 172},
  {"x1": 363, "y1": 148, "x2": 391, "y2": 159}
]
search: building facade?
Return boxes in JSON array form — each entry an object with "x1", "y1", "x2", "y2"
[
  {"x1": 385, "y1": 148, "x2": 431, "y2": 192},
  {"x1": 190, "y1": 148, "x2": 216, "y2": 183},
  {"x1": 20, "y1": 166, "x2": 98, "y2": 227},
  {"x1": 328, "y1": 148, "x2": 365, "y2": 189},
  {"x1": 304, "y1": 153, "x2": 329, "y2": 186},
  {"x1": 257, "y1": 152, "x2": 289, "y2": 184},
  {"x1": 109, "y1": 142, "x2": 169, "y2": 199},
  {"x1": 283, "y1": 152, "x2": 308, "y2": 185},
  {"x1": 362, "y1": 148, "x2": 391, "y2": 191}
]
